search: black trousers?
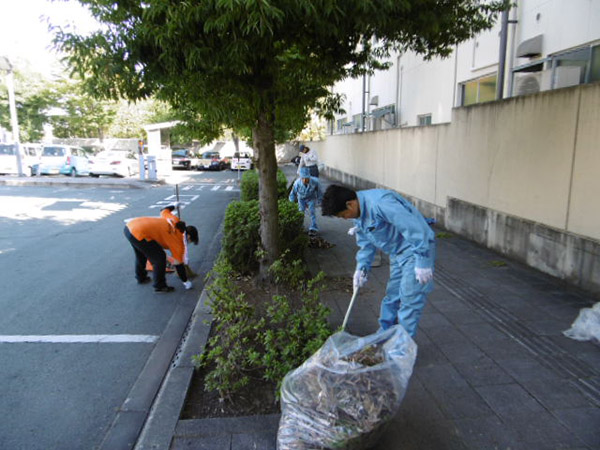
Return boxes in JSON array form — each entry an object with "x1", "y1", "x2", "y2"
[
  {"x1": 307, "y1": 165, "x2": 319, "y2": 177},
  {"x1": 124, "y1": 226, "x2": 168, "y2": 289}
]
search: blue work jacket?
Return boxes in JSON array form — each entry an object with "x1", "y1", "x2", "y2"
[
  {"x1": 289, "y1": 177, "x2": 323, "y2": 203},
  {"x1": 353, "y1": 190, "x2": 435, "y2": 271}
]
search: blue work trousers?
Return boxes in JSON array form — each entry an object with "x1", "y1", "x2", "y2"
[
  {"x1": 379, "y1": 252, "x2": 434, "y2": 337},
  {"x1": 298, "y1": 198, "x2": 318, "y2": 231}
]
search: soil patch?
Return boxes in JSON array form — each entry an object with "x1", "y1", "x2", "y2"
[
  {"x1": 181, "y1": 359, "x2": 279, "y2": 419},
  {"x1": 180, "y1": 265, "x2": 342, "y2": 420},
  {"x1": 180, "y1": 276, "x2": 289, "y2": 419}
]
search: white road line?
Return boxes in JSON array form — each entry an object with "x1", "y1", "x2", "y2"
[
  {"x1": 225, "y1": 186, "x2": 234, "y2": 191},
  {"x1": 0, "y1": 335, "x2": 159, "y2": 344},
  {"x1": 211, "y1": 185, "x2": 220, "y2": 191}
]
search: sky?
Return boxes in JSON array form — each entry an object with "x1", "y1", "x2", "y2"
[{"x1": 0, "y1": 0, "x2": 100, "y2": 75}]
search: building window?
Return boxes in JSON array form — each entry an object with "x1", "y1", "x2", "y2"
[
  {"x1": 417, "y1": 114, "x2": 432, "y2": 126},
  {"x1": 336, "y1": 118, "x2": 346, "y2": 133},
  {"x1": 591, "y1": 45, "x2": 600, "y2": 83},
  {"x1": 512, "y1": 43, "x2": 600, "y2": 96},
  {"x1": 551, "y1": 44, "x2": 600, "y2": 85},
  {"x1": 461, "y1": 74, "x2": 497, "y2": 106}
]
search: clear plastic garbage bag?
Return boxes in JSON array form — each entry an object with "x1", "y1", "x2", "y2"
[
  {"x1": 563, "y1": 302, "x2": 600, "y2": 344},
  {"x1": 277, "y1": 325, "x2": 417, "y2": 450}
]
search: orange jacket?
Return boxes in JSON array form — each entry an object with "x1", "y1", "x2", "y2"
[
  {"x1": 127, "y1": 216, "x2": 185, "y2": 263},
  {"x1": 160, "y1": 207, "x2": 180, "y2": 225}
]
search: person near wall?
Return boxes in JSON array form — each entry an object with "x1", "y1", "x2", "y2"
[
  {"x1": 297, "y1": 144, "x2": 319, "y2": 178},
  {"x1": 289, "y1": 166, "x2": 324, "y2": 236},
  {"x1": 123, "y1": 208, "x2": 199, "y2": 293},
  {"x1": 321, "y1": 184, "x2": 436, "y2": 337}
]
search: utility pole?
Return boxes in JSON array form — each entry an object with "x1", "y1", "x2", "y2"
[{"x1": 0, "y1": 56, "x2": 24, "y2": 176}]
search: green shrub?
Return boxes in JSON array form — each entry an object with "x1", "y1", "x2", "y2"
[
  {"x1": 222, "y1": 199, "x2": 307, "y2": 274},
  {"x1": 192, "y1": 254, "x2": 331, "y2": 400},
  {"x1": 240, "y1": 169, "x2": 289, "y2": 201}
]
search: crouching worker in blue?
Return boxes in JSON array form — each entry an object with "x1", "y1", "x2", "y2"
[
  {"x1": 321, "y1": 185, "x2": 436, "y2": 337},
  {"x1": 289, "y1": 167, "x2": 324, "y2": 236}
]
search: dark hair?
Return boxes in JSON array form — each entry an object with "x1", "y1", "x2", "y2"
[
  {"x1": 186, "y1": 225, "x2": 199, "y2": 245},
  {"x1": 321, "y1": 185, "x2": 357, "y2": 216},
  {"x1": 175, "y1": 221, "x2": 186, "y2": 233}
]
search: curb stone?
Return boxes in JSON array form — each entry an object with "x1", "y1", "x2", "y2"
[{"x1": 134, "y1": 289, "x2": 213, "y2": 450}]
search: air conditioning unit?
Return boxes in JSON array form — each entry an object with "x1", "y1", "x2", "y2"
[
  {"x1": 554, "y1": 66, "x2": 581, "y2": 89},
  {"x1": 514, "y1": 70, "x2": 552, "y2": 96}
]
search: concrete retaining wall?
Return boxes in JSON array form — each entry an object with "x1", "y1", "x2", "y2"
[{"x1": 312, "y1": 83, "x2": 600, "y2": 295}]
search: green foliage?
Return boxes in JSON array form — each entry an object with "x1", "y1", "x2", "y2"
[
  {"x1": 191, "y1": 257, "x2": 259, "y2": 397},
  {"x1": 258, "y1": 271, "x2": 331, "y2": 391},
  {"x1": 54, "y1": 0, "x2": 507, "y2": 140},
  {"x1": 240, "y1": 170, "x2": 259, "y2": 202},
  {"x1": 193, "y1": 254, "x2": 331, "y2": 400},
  {"x1": 240, "y1": 169, "x2": 288, "y2": 202},
  {"x1": 222, "y1": 198, "x2": 306, "y2": 274}
]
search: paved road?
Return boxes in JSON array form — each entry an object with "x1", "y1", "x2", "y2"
[{"x1": 0, "y1": 171, "x2": 239, "y2": 449}]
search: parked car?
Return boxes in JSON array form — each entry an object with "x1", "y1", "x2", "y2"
[
  {"x1": 35, "y1": 144, "x2": 91, "y2": 177},
  {"x1": 89, "y1": 150, "x2": 139, "y2": 177},
  {"x1": 197, "y1": 151, "x2": 226, "y2": 171},
  {"x1": 230, "y1": 152, "x2": 253, "y2": 171},
  {"x1": 171, "y1": 148, "x2": 199, "y2": 170},
  {"x1": 0, "y1": 142, "x2": 41, "y2": 175}
]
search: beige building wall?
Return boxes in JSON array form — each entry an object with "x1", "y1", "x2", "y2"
[
  {"x1": 314, "y1": 83, "x2": 599, "y2": 242},
  {"x1": 568, "y1": 84, "x2": 600, "y2": 238},
  {"x1": 310, "y1": 83, "x2": 600, "y2": 293}
]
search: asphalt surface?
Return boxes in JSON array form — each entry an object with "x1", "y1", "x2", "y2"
[
  {"x1": 4, "y1": 169, "x2": 599, "y2": 449},
  {"x1": 0, "y1": 171, "x2": 235, "y2": 450}
]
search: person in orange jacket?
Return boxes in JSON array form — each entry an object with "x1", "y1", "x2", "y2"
[{"x1": 124, "y1": 206, "x2": 198, "y2": 293}]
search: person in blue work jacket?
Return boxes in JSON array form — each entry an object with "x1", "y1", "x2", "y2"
[
  {"x1": 289, "y1": 166, "x2": 324, "y2": 236},
  {"x1": 321, "y1": 184, "x2": 435, "y2": 337}
]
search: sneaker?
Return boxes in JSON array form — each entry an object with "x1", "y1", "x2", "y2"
[
  {"x1": 308, "y1": 229, "x2": 317, "y2": 236},
  {"x1": 154, "y1": 286, "x2": 175, "y2": 293},
  {"x1": 137, "y1": 276, "x2": 151, "y2": 284}
]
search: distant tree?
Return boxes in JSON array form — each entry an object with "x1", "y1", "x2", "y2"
[
  {"x1": 55, "y1": 0, "x2": 507, "y2": 278},
  {"x1": 0, "y1": 69, "x2": 54, "y2": 142},
  {"x1": 48, "y1": 78, "x2": 117, "y2": 140}
]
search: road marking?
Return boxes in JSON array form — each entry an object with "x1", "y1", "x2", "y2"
[
  {"x1": 211, "y1": 185, "x2": 220, "y2": 191},
  {"x1": 225, "y1": 186, "x2": 234, "y2": 191},
  {"x1": 0, "y1": 335, "x2": 159, "y2": 344}
]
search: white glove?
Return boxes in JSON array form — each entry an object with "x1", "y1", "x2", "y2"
[
  {"x1": 415, "y1": 267, "x2": 433, "y2": 284},
  {"x1": 348, "y1": 226, "x2": 357, "y2": 236},
  {"x1": 183, "y1": 280, "x2": 193, "y2": 290},
  {"x1": 353, "y1": 268, "x2": 368, "y2": 289}
]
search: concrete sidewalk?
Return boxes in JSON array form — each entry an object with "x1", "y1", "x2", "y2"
[{"x1": 144, "y1": 164, "x2": 600, "y2": 449}]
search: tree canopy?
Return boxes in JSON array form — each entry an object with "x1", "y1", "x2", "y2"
[{"x1": 55, "y1": 0, "x2": 507, "y2": 275}]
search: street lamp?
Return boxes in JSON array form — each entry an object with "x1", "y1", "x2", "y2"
[{"x1": 0, "y1": 55, "x2": 24, "y2": 176}]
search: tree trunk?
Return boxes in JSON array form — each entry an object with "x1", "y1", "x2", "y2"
[{"x1": 252, "y1": 109, "x2": 280, "y2": 280}]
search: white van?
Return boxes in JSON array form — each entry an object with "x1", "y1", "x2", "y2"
[
  {"x1": 37, "y1": 144, "x2": 91, "y2": 177},
  {"x1": 0, "y1": 142, "x2": 41, "y2": 175}
]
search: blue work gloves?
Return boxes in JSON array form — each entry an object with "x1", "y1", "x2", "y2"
[
  {"x1": 353, "y1": 268, "x2": 368, "y2": 289},
  {"x1": 415, "y1": 267, "x2": 433, "y2": 284}
]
